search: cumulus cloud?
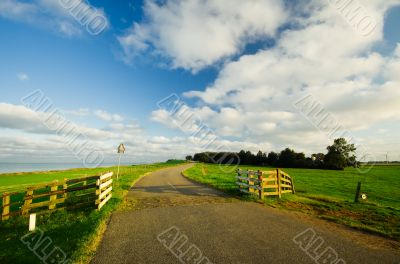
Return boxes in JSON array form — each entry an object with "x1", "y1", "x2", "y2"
[
  {"x1": 0, "y1": 103, "x2": 121, "y2": 140},
  {"x1": 94, "y1": 110, "x2": 124, "y2": 122},
  {"x1": 149, "y1": 1, "x2": 400, "y2": 155},
  {"x1": 0, "y1": 0, "x2": 109, "y2": 36},
  {"x1": 65, "y1": 108, "x2": 90, "y2": 116},
  {"x1": 0, "y1": 102, "x2": 200, "y2": 163},
  {"x1": 118, "y1": 0, "x2": 288, "y2": 72}
]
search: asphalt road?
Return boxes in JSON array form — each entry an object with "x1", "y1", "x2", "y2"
[{"x1": 92, "y1": 164, "x2": 400, "y2": 264}]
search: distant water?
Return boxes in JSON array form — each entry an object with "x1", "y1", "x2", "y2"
[{"x1": 0, "y1": 162, "x2": 134, "y2": 174}]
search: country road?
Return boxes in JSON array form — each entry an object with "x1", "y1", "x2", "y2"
[{"x1": 92, "y1": 164, "x2": 400, "y2": 264}]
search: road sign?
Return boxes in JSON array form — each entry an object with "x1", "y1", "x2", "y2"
[{"x1": 118, "y1": 143, "x2": 125, "y2": 154}]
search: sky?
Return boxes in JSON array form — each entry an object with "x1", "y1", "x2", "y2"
[{"x1": 0, "y1": 0, "x2": 399, "y2": 166}]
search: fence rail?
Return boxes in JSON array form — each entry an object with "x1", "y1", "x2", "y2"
[
  {"x1": 236, "y1": 169, "x2": 295, "y2": 198},
  {"x1": 1, "y1": 172, "x2": 113, "y2": 221}
]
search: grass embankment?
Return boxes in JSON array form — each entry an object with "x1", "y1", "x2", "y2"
[
  {"x1": 0, "y1": 160, "x2": 185, "y2": 263},
  {"x1": 183, "y1": 163, "x2": 400, "y2": 240}
]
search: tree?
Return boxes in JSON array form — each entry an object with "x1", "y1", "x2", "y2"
[
  {"x1": 185, "y1": 155, "x2": 193, "y2": 161},
  {"x1": 278, "y1": 148, "x2": 297, "y2": 167},
  {"x1": 267, "y1": 152, "x2": 279, "y2": 166},
  {"x1": 324, "y1": 138, "x2": 356, "y2": 170},
  {"x1": 193, "y1": 152, "x2": 210, "y2": 163},
  {"x1": 256, "y1": 150, "x2": 267, "y2": 165},
  {"x1": 311, "y1": 153, "x2": 325, "y2": 168}
]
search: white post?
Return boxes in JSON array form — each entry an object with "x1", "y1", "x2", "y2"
[
  {"x1": 117, "y1": 153, "x2": 122, "y2": 180},
  {"x1": 29, "y1": 214, "x2": 36, "y2": 231}
]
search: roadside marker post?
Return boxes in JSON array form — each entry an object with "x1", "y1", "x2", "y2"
[
  {"x1": 29, "y1": 214, "x2": 36, "y2": 232},
  {"x1": 354, "y1": 181, "x2": 362, "y2": 203},
  {"x1": 117, "y1": 143, "x2": 125, "y2": 180}
]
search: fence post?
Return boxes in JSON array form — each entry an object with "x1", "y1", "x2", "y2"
[
  {"x1": 291, "y1": 176, "x2": 296, "y2": 194},
  {"x1": 276, "y1": 169, "x2": 281, "y2": 198},
  {"x1": 258, "y1": 170, "x2": 263, "y2": 199},
  {"x1": 2, "y1": 193, "x2": 10, "y2": 221},
  {"x1": 95, "y1": 176, "x2": 101, "y2": 209},
  {"x1": 246, "y1": 169, "x2": 250, "y2": 193},
  {"x1": 63, "y1": 179, "x2": 68, "y2": 200},
  {"x1": 354, "y1": 181, "x2": 361, "y2": 203},
  {"x1": 49, "y1": 182, "x2": 58, "y2": 210},
  {"x1": 23, "y1": 188, "x2": 33, "y2": 215},
  {"x1": 237, "y1": 169, "x2": 241, "y2": 193}
]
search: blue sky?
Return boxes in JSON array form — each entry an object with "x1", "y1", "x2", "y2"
[{"x1": 0, "y1": 0, "x2": 400, "y2": 165}]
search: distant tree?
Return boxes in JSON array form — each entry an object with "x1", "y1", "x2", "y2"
[
  {"x1": 237, "y1": 150, "x2": 255, "y2": 165},
  {"x1": 191, "y1": 140, "x2": 358, "y2": 170},
  {"x1": 324, "y1": 153, "x2": 347, "y2": 170},
  {"x1": 238, "y1": 150, "x2": 247, "y2": 164},
  {"x1": 324, "y1": 138, "x2": 356, "y2": 170},
  {"x1": 311, "y1": 153, "x2": 325, "y2": 162},
  {"x1": 267, "y1": 152, "x2": 279, "y2": 166},
  {"x1": 185, "y1": 155, "x2": 193, "y2": 161},
  {"x1": 256, "y1": 150, "x2": 267, "y2": 165},
  {"x1": 245, "y1": 150, "x2": 254, "y2": 164},
  {"x1": 278, "y1": 148, "x2": 297, "y2": 167},
  {"x1": 311, "y1": 153, "x2": 325, "y2": 168},
  {"x1": 193, "y1": 152, "x2": 210, "y2": 163}
]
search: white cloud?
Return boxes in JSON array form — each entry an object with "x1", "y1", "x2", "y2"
[
  {"x1": 65, "y1": 108, "x2": 90, "y2": 116},
  {"x1": 2, "y1": 1, "x2": 400, "y2": 162},
  {"x1": 0, "y1": 0, "x2": 109, "y2": 36},
  {"x1": 0, "y1": 102, "x2": 207, "y2": 163},
  {"x1": 94, "y1": 110, "x2": 124, "y2": 122},
  {"x1": 17, "y1": 73, "x2": 29, "y2": 81},
  {"x1": 0, "y1": 103, "x2": 120, "y2": 140},
  {"x1": 118, "y1": 0, "x2": 288, "y2": 72},
  {"x1": 151, "y1": 1, "x2": 400, "y2": 156},
  {"x1": 0, "y1": 103, "x2": 184, "y2": 163},
  {"x1": 0, "y1": 103, "x2": 45, "y2": 132}
]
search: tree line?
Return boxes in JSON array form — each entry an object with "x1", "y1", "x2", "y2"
[{"x1": 186, "y1": 138, "x2": 357, "y2": 170}]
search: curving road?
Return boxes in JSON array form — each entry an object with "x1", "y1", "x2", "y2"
[{"x1": 92, "y1": 164, "x2": 400, "y2": 264}]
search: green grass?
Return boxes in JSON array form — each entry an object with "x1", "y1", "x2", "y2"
[
  {"x1": 0, "y1": 160, "x2": 185, "y2": 264},
  {"x1": 183, "y1": 163, "x2": 400, "y2": 240}
]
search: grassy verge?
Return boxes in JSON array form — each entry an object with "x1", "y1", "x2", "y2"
[
  {"x1": 183, "y1": 163, "x2": 400, "y2": 241},
  {"x1": 0, "y1": 161, "x2": 185, "y2": 263}
]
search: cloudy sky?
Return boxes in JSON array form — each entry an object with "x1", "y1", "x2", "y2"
[{"x1": 0, "y1": 0, "x2": 400, "y2": 165}]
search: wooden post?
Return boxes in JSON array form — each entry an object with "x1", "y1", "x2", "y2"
[
  {"x1": 354, "y1": 181, "x2": 361, "y2": 203},
  {"x1": 95, "y1": 177, "x2": 101, "y2": 209},
  {"x1": 246, "y1": 169, "x2": 250, "y2": 194},
  {"x1": 23, "y1": 189, "x2": 33, "y2": 215},
  {"x1": 276, "y1": 169, "x2": 281, "y2": 198},
  {"x1": 2, "y1": 193, "x2": 10, "y2": 221},
  {"x1": 291, "y1": 177, "x2": 296, "y2": 194},
  {"x1": 49, "y1": 183, "x2": 58, "y2": 210},
  {"x1": 258, "y1": 170, "x2": 263, "y2": 199},
  {"x1": 117, "y1": 153, "x2": 122, "y2": 180},
  {"x1": 237, "y1": 169, "x2": 241, "y2": 192},
  {"x1": 63, "y1": 179, "x2": 68, "y2": 200}
]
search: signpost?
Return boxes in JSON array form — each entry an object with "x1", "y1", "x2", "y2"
[{"x1": 117, "y1": 143, "x2": 125, "y2": 180}]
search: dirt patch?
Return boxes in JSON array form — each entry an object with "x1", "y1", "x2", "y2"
[{"x1": 121, "y1": 195, "x2": 239, "y2": 211}]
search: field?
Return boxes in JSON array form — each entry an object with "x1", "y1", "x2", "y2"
[
  {"x1": 183, "y1": 163, "x2": 400, "y2": 240},
  {"x1": 0, "y1": 160, "x2": 185, "y2": 263}
]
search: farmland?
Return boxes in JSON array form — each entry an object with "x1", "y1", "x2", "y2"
[
  {"x1": 183, "y1": 163, "x2": 400, "y2": 240},
  {"x1": 0, "y1": 160, "x2": 185, "y2": 263}
]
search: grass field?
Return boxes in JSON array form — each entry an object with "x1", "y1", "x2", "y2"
[
  {"x1": 183, "y1": 163, "x2": 400, "y2": 240},
  {"x1": 0, "y1": 160, "x2": 185, "y2": 263}
]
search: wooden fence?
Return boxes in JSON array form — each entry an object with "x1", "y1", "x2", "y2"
[
  {"x1": 236, "y1": 169, "x2": 295, "y2": 198},
  {"x1": 0, "y1": 172, "x2": 113, "y2": 221}
]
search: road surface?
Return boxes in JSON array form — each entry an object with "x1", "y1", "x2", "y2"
[{"x1": 92, "y1": 164, "x2": 400, "y2": 264}]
